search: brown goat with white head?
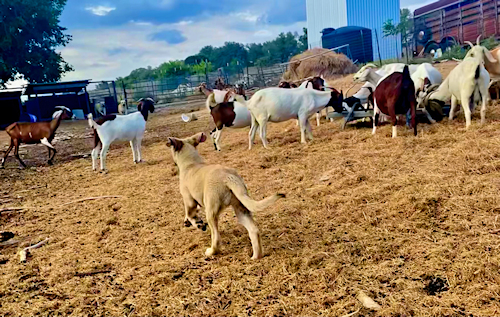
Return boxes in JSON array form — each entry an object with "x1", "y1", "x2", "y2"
[
  {"x1": 1, "y1": 106, "x2": 72, "y2": 168},
  {"x1": 372, "y1": 65, "x2": 417, "y2": 138}
]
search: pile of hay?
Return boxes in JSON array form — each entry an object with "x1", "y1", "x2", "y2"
[{"x1": 282, "y1": 48, "x2": 358, "y2": 82}]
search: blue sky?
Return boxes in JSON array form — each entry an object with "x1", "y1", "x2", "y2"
[{"x1": 57, "y1": 0, "x2": 431, "y2": 82}]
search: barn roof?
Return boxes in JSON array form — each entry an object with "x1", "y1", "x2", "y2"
[{"x1": 24, "y1": 80, "x2": 90, "y2": 96}]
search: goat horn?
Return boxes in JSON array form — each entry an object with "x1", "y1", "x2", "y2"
[
  {"x1": 208, "y1": 93, "x2": 217, "y2": 108},
  {"x1": 477, "y1": 34, "x2": 482, "y2": 45},
  {"x1": 365, "y1": 63, "x2": 378, "y2": 69},
  {"x1": 465, "y1": 41, "x2": 474, "y2": 48}
]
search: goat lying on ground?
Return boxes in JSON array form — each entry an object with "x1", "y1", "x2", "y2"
[
  {"x1": 1, "y1": 107, "x2": 72, "y2": 168},
  {"x1": 88, "y1": 98, "x2": 155, "y2": 172},
  {"x1": 372, "y1": 65, "x2": 417, "y2": 138},
  {"x1": 166, "y1": 132, "x2": 284, "y2": 259},
  {"x1": 416, "y1": 58, "x2": 490, "y2": 129},
  {"x1": 246, "y1": 87, "x2": 343, "y2": 149},
  {"x1": 207, "y1": 92, "x2": 252, "y2": 151}
]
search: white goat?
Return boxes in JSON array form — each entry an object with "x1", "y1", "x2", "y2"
[
  {"x1": 416, "y1": 59, "x2": 489, "y2": 128},
  {"x1": 246, "y1": 88, "x2": 343, "y2": 149},
  {"x1": 87, "y1": 98, "x2": 155, "y2": 172}
]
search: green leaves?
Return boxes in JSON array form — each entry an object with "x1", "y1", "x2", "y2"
[
  {"x1": 118, "y1": 28, "x2": 309, "y2": 84},
  {"x1": 0, "y1": 0, "x2": 72, "y2": 85}
]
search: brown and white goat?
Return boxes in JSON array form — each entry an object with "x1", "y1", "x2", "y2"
[
  {"x1": 1, "y1": 107, "x2": 72, "y2": 168},
  {"x1": 372, "y1": 65, "x2": 417, "y2": 138}
]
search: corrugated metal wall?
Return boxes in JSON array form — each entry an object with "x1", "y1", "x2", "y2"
[
  {"x1": 346, "y1": 0, "x2": 401, "y2": 60},
  {"x1": 306, "y1": 0, "x2": 348, "y2": 48}
]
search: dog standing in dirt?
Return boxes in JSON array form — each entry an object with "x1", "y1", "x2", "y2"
[{"x1": 166, "y1": 132, "x2": 284, "y2": 259}]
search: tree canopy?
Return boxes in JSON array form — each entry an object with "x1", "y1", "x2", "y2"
[
  {"x1": 118, "y1": 29, "x2": 308, "y2": 86},
  {"x1": 0, "y1": 0, "x2": 73, "y2": 85}
]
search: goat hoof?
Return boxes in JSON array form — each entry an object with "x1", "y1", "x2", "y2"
[
  {"x1": 205, "y1": 248, "x2": 216, "y2": 257},
  {"x1": 48, "y1": 161, "x2": 53, "y2": 166},
  {"x1": 100, "y1": 170, "x2": 108, "y2": 174},
  {"x1": 183, "y1": 220, "x2": 192, "y2": 227}
]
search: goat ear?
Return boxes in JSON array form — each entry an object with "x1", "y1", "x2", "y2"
[
  {"x1": 149, "y1": 104, "x2": 155, "y2": 113},
  {"x1": 166, "y1": 137, "x2": 183, "y2": 152}
]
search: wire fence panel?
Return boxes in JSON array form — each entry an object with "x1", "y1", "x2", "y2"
[{"x1": 87, "y1": 65, "x2": 288, "y2": 111}]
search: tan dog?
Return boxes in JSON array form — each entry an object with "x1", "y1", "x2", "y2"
[{"x1": 166, "y1": 132, "x2": 284, "y2": 259}]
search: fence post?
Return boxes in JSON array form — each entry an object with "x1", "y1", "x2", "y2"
[
  {"x1": 112, "y1": 81, "x2": 118, "y2": 106},
  {"x1": 121, "y1": 81, "x2": 128, "y2": 107},
  {"x1": 375, "y1": 29, "x2": 383, "y2": 66}
]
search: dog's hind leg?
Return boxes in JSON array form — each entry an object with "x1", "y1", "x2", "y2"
[
  {"x1": 204, "y1": 198, "x2": 222, "y2": 257},
  {"x1": 233, "y1": 201, "x2": 263, "y2": 260}
]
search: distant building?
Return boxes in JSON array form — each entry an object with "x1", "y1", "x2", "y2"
[{"x1": 306, "y1": 0, "x2": 401, "y2": 61}]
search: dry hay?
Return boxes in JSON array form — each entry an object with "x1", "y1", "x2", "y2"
[
  {"x1": 283, "y1": 48, "x2": 358, "y2": 82},
  {"x1": 3, "y1": 61, "x2": 500, "y2": 316}
]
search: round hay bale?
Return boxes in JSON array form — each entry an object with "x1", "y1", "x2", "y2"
[{"x1": 283, "y1": 48, "x2": 358, "y2": 82}]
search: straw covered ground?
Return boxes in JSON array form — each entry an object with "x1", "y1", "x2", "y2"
[{"x1": 2, "y1": 62, "x2": 500, "y2": 316}]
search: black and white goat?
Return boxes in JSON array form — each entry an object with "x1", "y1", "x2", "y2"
[{"x1": 87, "y1": 98, "x2": 155, "y2": 172}]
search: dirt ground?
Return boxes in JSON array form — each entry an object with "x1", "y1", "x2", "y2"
[{"x1": 2, "y1": 61, "x2": 500, "y2": 316}]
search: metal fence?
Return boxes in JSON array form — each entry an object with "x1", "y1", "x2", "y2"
[
  {"x1": 87, "y1": 64, "x2": 287, "y2": 110},
  {"x1": 87, "y1": 44, "x2": 351, "y2": 111}
]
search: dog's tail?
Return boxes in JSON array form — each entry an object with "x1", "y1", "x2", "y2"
[{"x1": 226, "y1": 175, "x2": 285, "y2": 212}]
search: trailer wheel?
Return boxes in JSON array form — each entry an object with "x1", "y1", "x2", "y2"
[{"x1": 424, "y1": 42, "x2": 440, "y2": 55}]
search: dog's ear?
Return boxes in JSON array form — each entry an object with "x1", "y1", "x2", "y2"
[
  {"x1": 191, "y1": 132, "x2": 207, "y2": 147},
  {"x1": 166, "y1": 137, "x2": 183, "y2": 152}
]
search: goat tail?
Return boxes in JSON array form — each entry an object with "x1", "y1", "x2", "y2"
[
  {"x1": 225, "y1": 175, "x2": 284, "y2": 213},
  {"x1": 87, "y1": 113, "x2": 96, "y2": 129}
]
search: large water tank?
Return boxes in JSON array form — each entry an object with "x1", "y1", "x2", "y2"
[{"x1": 321, "y1": 26, "x2": 373, "y2": 64}]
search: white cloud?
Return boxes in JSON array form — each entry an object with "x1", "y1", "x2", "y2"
[
  {"x1": 232, "y1": 12, "x2": 260, "y2": 23},
  {"x1": 85, "y1": 6, "x2": 116, "y2": 16},
  {"x1": 254, "y1": 30, "x2": 272, "y2": 37},
  {"x1": 60, "y1": 16, "x2": 305, "y2": 82},
  {"x1": 176, "y1": 20, "x2": 193, "y2": 26}
]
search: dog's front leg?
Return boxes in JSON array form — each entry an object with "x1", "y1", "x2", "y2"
[{"x1": 183, "y1": 196, "x2": 205, "y2": 230}]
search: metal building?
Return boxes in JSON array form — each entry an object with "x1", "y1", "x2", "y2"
[{"x1": 306, "y1": 0, "x2": 401, "y2": 61}]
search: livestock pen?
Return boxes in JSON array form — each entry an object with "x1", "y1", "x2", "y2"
[{"x1": 2, "y1": 62, "x2": 500, "y2": 316}]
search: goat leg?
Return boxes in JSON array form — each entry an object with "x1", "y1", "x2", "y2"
[
  {"x1": 48, "y1": 148, "x2": 57, "y2": 165},
  {"x1": 14, "y1": 143, "x2": 26, "y2": 168},
  {"x1": 0, "y1": 140, "x2": 14, "y2": 168}
]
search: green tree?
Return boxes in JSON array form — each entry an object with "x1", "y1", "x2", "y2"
[
  {"x1": 298, "y1": 27, "x2": 308, "y2": 51},
  {"x1": 155, "y1": 61, "x2": 190, "y2": 78},
  {"x1": 0, "y1": 0, "x2": 73, "y2": 85},
  {"x1": 185, "y1": 54, "x2": 208, "y2": 66},
  {"x1": 192, "y1": 60, "x2": 213, "y2": 75},
  {"x1": 382, "y1": 18, "x2": 399, "y2": 59},
  {"x1": 247, "y1": 43, "x2": 265, "y2": 65},
  {"x1": 382, "y1": 9, "x2": 414, "y2": 62}
]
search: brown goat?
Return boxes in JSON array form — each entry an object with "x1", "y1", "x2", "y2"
[
  {"x1": 1, "y1": 107, "x2": 72, "y2": 168},
  {"x1": 373, "y1": 65, "x2": 417, "y2": 138}
]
